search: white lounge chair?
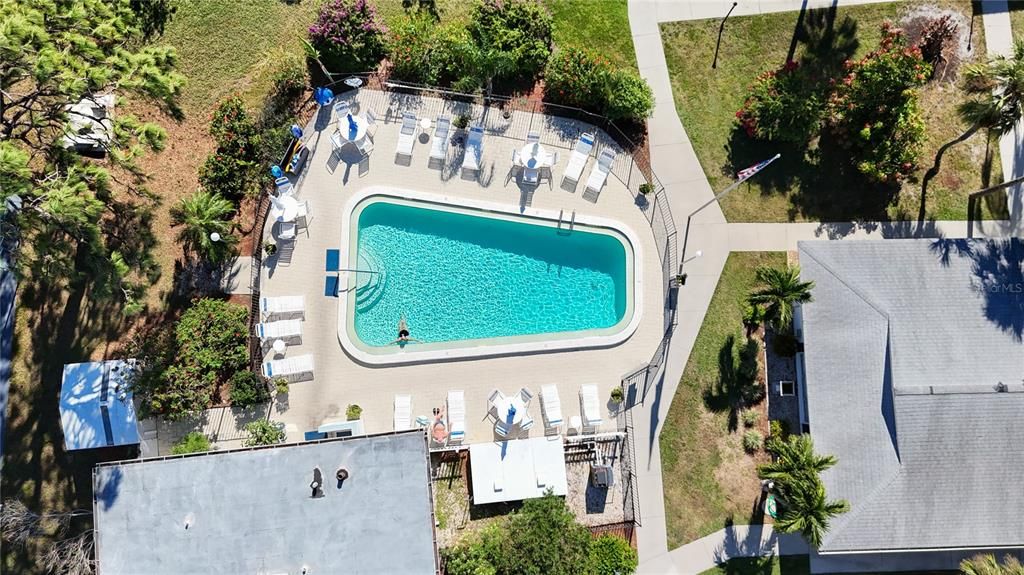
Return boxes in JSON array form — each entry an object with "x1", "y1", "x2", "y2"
[
  {"x1": 395, "y1": 112, "x2": 416, "y2": 159},
  {"x1": 260, "y1": 295, "x2": 305, "y2": 320},
  {"x1": 365, "y1": 108, "x2": 379, "y2": 140},
  {"x1": 585, "y1": 149, "x2": 616, "y2": 196},
  {"x1": 540, "y1": 384, "x2": 563, "y2": 429},
  {"x1": 255, "y1": 319, "x2": 302, "y2": 341},
  {"x1": 447, "y1": 390, "x2": 466, "y2": 443},
  {"x1": 394, "y1": 395, "x2": 412, "y2": 431},
  {"x1": 430, "y1": 116, "x2": 451, "y2": 162},
  {"x1": 521, "y1": 415, "x2": 535, "y2": 432},
  {"x1": 519, "y1": 387, "x2": 534, "y2": 406},
  {"x1": 262, "y1": 354, "x2": 314, "y2": 379},
  {"x1": 580, "y1": 384, "x2": 603, "y2": 428},
  {"x1": 562, "y1": 133, "x2": 595, "y2": 184},
  {"x1": 526, "y1": 130, "x2": 540, "y2": 144},
  {"x1": 461, "y1": 125, "x2": 484, "y2": 173}
]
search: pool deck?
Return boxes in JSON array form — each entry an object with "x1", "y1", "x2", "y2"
[{"x1": 258, "y1": 89, "x2": 664, "y2": 445}]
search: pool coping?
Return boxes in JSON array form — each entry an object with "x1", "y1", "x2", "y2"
[{"x1": 336, "y1": 186, "x2": 645, "y2": 365}]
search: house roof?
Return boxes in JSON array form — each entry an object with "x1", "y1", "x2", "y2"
[
  {"x1": 93, "y1": 430, "x2": 437, "y2": 575},
  {"x1": 799, "y1": 239, "x2": 1024, "y2": 553},
  {"x1": 59, "y1": 360, "x2": 139, "y2": 451}
]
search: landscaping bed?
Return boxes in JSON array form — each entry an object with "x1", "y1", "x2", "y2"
[
  {"x1": 699, "y1": 555, "x2": 810, "y2": 575},
  {"x1": 659, "y1": 252, "x2": 785, "y2": 549},
  {"x1": 661, "y1": 1, "x2": 1004, "y2": 223}
]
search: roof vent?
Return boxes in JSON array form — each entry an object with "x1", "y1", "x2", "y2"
[
  {"x1": 310, "y1": 467, "x2": 324, "y2": 498},
  {"x1": 996, "y1": 382, "x2": 1008, "y2": 392},
  {"x1": 336, "y1": 467, "x2": 349, "y2": 486}
]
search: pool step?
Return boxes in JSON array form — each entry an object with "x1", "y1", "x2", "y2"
[{"x1": 355, "y1": 249, "x2": 387, "y2": 311}]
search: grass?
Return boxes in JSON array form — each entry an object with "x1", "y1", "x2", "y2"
[
  {"x1": 546, "y1": 0, "x2": 636, "y2": 69},
  {"x1": 659, "y1": 252, "x2": 784, "y2": 549},
  {"x1": 699, "y1": 555, "x2": 811, "y2": 575},
  {"x1": 661, "y1": 0, "x2": 1005, "y2": 223}
]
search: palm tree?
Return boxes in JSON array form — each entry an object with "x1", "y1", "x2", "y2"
[
  {"x1": 961, "y1": 554, "x2": 1024, "y2": 575},
  {"x1": 758, "y1": 435, "x2": 838, "y2": 486},
  {"x1": 170, "y1": 190, "x2": 237, "y2": 263},
  {"x1": 773, "y1": 480, "x2": 850, "y2": 549},
  {"x1": 747, "y1": 265, "x2": 814, "y2": 331}
]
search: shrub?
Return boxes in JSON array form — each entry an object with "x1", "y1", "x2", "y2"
[
  {"x1": 769, "y1": 419, "x2": 791, "y2": 442},
  {"x1": 825, "y1": 24, "x2": 931, "y2": 183},
  {"x1": 308, "y1": 0, "x2": 388, "y2": 71},
  {"x1": 453, "y1": 113, "x2": 471, "y2": 130},
  {"x1": 244, "y1": 420, "x2": 286, "y2": 446},
  {"x1": 199, "y1": 97, "x2": 261, "y2": 200},
  {"x1": 743, "y1": 430, "x2": 764, "y2": 453},
  {"x1": 346, "y1": 404, "x2": 363, "y2": 420},
  {"x1": 588, "y1": 534, "x2": 638, "y2": 575},
  {"x1": 639, "y1": 183, "x2": 654, "y2": 195},
  {"x1": 388, "y1": 16, "x2": 473, "y2": 86},
  {"x1": 743, "y1": 302, "x2": 767, "y2": 330},
  {"x1": 917, "y1": 15, "x2": 958, "y2": 71},
  {"x1": 610, "y1": 386, "x2": 624, "y2": 403},
  {"x1": 468, "y1": 0, "x2": 553, "y2": 81},
  {"x1": 273, "y1": 377, "x2": 289, "y2": 395},
  {"x1": 176, "y1": 298, "x2": 249, "y2": 377},
  {"x1": 171, "y1": 432, "x2": 211, "y2": 455},
  {"x1": 544, "y1": 47, "x2": 610, "y2": 112},
  {"x1": 742, "y1": 410, "x2": 759, "y2": 428},
  {"x1": 605, "y1": 70, "x2": 654, "y2": 122},
  {"x1": 736, "y1": 61, "x2": 824, "y2": 143},
  {"x1": 229, "y1": 370, "x2": 270, "y2": 407},
  {"x1": 544, "y1": 47, "x2": 654, "y2": 123}
]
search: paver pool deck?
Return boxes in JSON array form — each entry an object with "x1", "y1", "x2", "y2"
[{"x1": 259, "y1": 89, "x2": 665, "y2": 444}]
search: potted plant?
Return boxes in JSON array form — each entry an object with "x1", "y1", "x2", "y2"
[
  {"x1": 610, "y1": 386, "x2": 624, "y2": 405},
  {"x1": 453, "y1": 113, "x2": 470, "y2": 131},
  {"x1": 639, "y1": 183, "x2": 655, "y2": 195},
  {"x1": 346, "y1": 404, "x2": 363, "y2": 421},
  {"x1": 263, "y1": 241, "x2": 278, "y2": 256},
  {"x1": 675, "y1": 273, "x2": 687, "y2": 286},
  {"x1": 273, "y1": 377, "x2": 289, "y2": 395}
]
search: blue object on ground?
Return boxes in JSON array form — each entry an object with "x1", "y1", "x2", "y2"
[
  {"x1": 270, "y1": 165, "x2": 284, "y2": 178},
  {"x1": 304, "y1": 430, "x2": 327, "y2": 441},
  {"x1": 290, "y1": 124, "x2": 303, "y2": 139},
  {"x1": 314, "y1": 87, "x2": 334, "y2": 106},
  {"x1": 326, "y1": 249, "x2": 340, "y2": 272},
  {"x1": 325, "y1": 275, "x2": 339, "y2": 297}
]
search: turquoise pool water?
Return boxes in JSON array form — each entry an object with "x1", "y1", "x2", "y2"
[{"x1": 353, "y1": 200, "x2": 629, "y2": 347}]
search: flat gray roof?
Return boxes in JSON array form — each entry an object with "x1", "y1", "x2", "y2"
[
  {"x1": 93, "y1": 430, "x2": 437, "y2": 574},
  {"x1": 799, "y1": 239, "x2": 1024, "y2": 554}
]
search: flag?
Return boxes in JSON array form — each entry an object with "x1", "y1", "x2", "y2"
[{"x1": 736, "y1": 154, "x2": 780, "y2": 181}]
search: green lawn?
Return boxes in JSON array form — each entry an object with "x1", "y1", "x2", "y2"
[
  {"x1": 660, "y1": 252, "x2": 785, "y2": 549},
  {"x1": 547, "y1": 0, "x2": 636, "y2": 69},
  {"x1": 661, "y1": 0, "x2": 1004, "y2": 223},
  {"x1": 699, "y1": 555, "x2": 811, "y2": 575}
]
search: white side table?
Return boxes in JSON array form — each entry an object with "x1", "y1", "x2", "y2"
[
  {"x1": 272, "y1": 339, "x2": 286, "y2": 355},
  {"x1": 568, "y1": 415, "x2": 582, "y2": 436},
  {"x1": 419, "y1": 117, "x2": 432, "y2": 132}
]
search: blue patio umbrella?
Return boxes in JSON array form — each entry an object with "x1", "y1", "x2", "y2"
[{"x1": 270, "y1": 165, "x2": 284, "y2": 178}]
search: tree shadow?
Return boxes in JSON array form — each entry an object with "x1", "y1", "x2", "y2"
[
  {"x1": 704, "y1": 335, "x2": 763, "y2": 432},
  {"x1": 724, "y1": 128, "x2": 806, "y2": 196},
  {"x1": 969, "y1": 239, "x2": 1024, "y2": 341},
  {"x1": 795, "y1": 7, "x2": 859, "y2": 78}
]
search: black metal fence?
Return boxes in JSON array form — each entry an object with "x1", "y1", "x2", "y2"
[{"x1": 617, "y1": 385, "x2": 641, "y2": 528}]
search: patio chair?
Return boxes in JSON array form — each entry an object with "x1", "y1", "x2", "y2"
[
  {"x1": 255, "y1": 319, "x2": 302, "y2": 341},
  {"x1": 540, "y1": 384, "x2": 563, "y2": 430},
  {"x1": 430, "y1": 116, "x2": 451, "y2": 162},
  {"x1": 365, "y1": 108, "x2": 379, "y2": 140},
  {"x1": 561, "y1": 133, "x2": 595, "y2": 185},
  {"x1": 330, "y1": 130, "x2": 346, "y2": 155},
  {"x1": 295, "y1": 200, "x2": 311, "y2": 236},
  {"x1": 260, "y1": 295, "x2": 305, "y2": 320},
  {"x1": 520, "y1": 415, "x2": 535, "y2": 432},
  {"x1": 526, "y1": 130, "x2": 541, "y2": 144},
  {"x1": 548, "y1": 151, "x2": 559, "y2": 167},
  {"x1": 275, "y1": 177, "x2": 294, "y2": 198},
  {"x1": 355, "y1": 134, "x2": 374, "y2": 158},
  {"x1": 523, "y1": 167, "x2": 539, "y2": 185},
  {"x1": 487, "y1": 389, "x2": 504, "y2": 420},
  {"x1": 261, "y1": 354, "x2": 314, "y2": 379},
  {"x1": 394, "y1": 395, "x2": 412, "y2": 431},
  {"x1": 395, "y1": 112, "x2": 417, "y2": 160},
  {"x1": 495, "y1": 419, "x2": 511, "y2": 438},
  {"x1": 579, "y1": 384, "x2": 603, "y2": 428},
  {"x1": 584, "y1": 149, "x2": 616, "y2": 196},
  {"x1": 461, "y1": 125, "x2": 484, "y2": 174},
  {"x1": 447, "y1": 390, "x2": 466, "y2": 443},
  {"x1": 511, "y1": 149, "x2": 521, "y2": 167},
  {"x1": 519, "y1": 387, "x2": 534, "y2": 406},
  {"x1": 277, "y1": 221, "x2": 297, "y2": 240},
  {"x1": 333, "y1": 101, "x2": 350, "y2": 120}
]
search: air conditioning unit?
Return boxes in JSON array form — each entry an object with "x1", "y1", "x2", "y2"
[{"x1": 590, "y1": 464, "x2": 614, "y2": 488}]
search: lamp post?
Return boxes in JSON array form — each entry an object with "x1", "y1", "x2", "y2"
[
  {"x1": 209, "y1": 232, "x2": 221, "y2": 243},
  {"x1": 712, "y1": 2, "x2": 739, "y2": 69}
]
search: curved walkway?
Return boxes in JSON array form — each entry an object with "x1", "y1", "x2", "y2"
[{"x1": 628, "y1": 1, "x2": 1023, "y2": 573}]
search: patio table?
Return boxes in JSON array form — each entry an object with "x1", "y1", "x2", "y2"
[
  {"x1": 519, "y1": 142, "x2": 549, "y2": 169},
  {"x1": 270, "y1": 195, "x2": 299, "y2": 223},
  {"x1": 336, "y1": 113, "x2": 368, "y2": 143},
  {"x1": 495, "y1": 395, "x2": 527, "y2": 426}
]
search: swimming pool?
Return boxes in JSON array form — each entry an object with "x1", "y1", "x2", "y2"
[{"x1": 338, "y1": 188, "x2": 641, "y2": 363}]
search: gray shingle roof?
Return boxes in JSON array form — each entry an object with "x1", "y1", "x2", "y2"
[
  {"x1": 799, "y1": 239, "x2": 1024, "y2": 553},
  {"x1": 93, "y1": 431, "x2": 437, "y2": 574}
]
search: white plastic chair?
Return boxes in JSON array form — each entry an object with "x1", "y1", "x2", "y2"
[
  {"x1": 255, "y1": 319, "x2": 302, "y2": 341},
  {"x1": 262, "y1": 354, "x2": 314, "y2": 379},
  {"x1": 430, "y1": 116, "x2": 450, "y2": 162},
  {"x1": 585, "y1": 149, "x2": 616, "y2": 196},
  {"x1": 520, "y1": 415, "x2": 535, "y2": 432},
  {"x1": 365, "y1": 108, "x2": 378, "y2": 139},
  {"x1": 260, "y1": 295, "x2": 305, "y2": 320},
  {"x1": 447, "y1": 390, "x2": 466, "y2": 443},
  {"x1": 519, "y1": 387, "x2": 534, "y2": 405},
  {"x1": 461, "y1": 126, "x2": 484, "y2": 173},
  {"x1": 562, "y1": 132, "x2": 595, "y2": 184},
  {"x1": 495, "y1": 419, "x2": 511, "y2": 438},
  {"x1": 540, "y1": 384, "x2": 563, "y2": 430},
  {"x1": 277, "y1": 221, "x2": 296, "y2": 240},
  {"x1": 523, "y1": 167, "x2": 539, "y2": 184},
  {"x1": 395, "y1": 112, "x2": 416, "y2": 159},
  {"x1": 580, "y1": 384, "x2": 603, "y2": 428},
  {"x1": 394, "y1": 395, "x2": 412, "y2": 431},
  {"x1": 333, "y1": 101, "x2": 350, "y2": 119},
  {"x1": 526, "y1": 130, "x2": 540, "y2": 144}
]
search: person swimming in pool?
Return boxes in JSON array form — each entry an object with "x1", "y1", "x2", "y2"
[{"x1": 390, "y1": 315, "x2": 420, "y2": 345}]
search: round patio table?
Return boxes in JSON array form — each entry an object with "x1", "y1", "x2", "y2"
[
  {"x1": 519, "y1": 142, "x2": 549, "y2": 169},
  {"x1": 337, "y1": 114, "x2": 368, "y2": 143},
  {"x1": 495, "y1": 395, "x2": 527, "y2": 426},
  {"x1": 270, "y1": 195, "x2": 299, "y2": 223}
]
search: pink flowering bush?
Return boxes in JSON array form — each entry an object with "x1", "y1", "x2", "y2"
[
  {"x1": 308, "y1": 0, "x2": 388, "y2": 70},
  {"x1": 736, "y1": 61, "x2": 823, "y2": 144},
  {"x1": 825, "y1": 24, "x2": 931, "y2": 183}
]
